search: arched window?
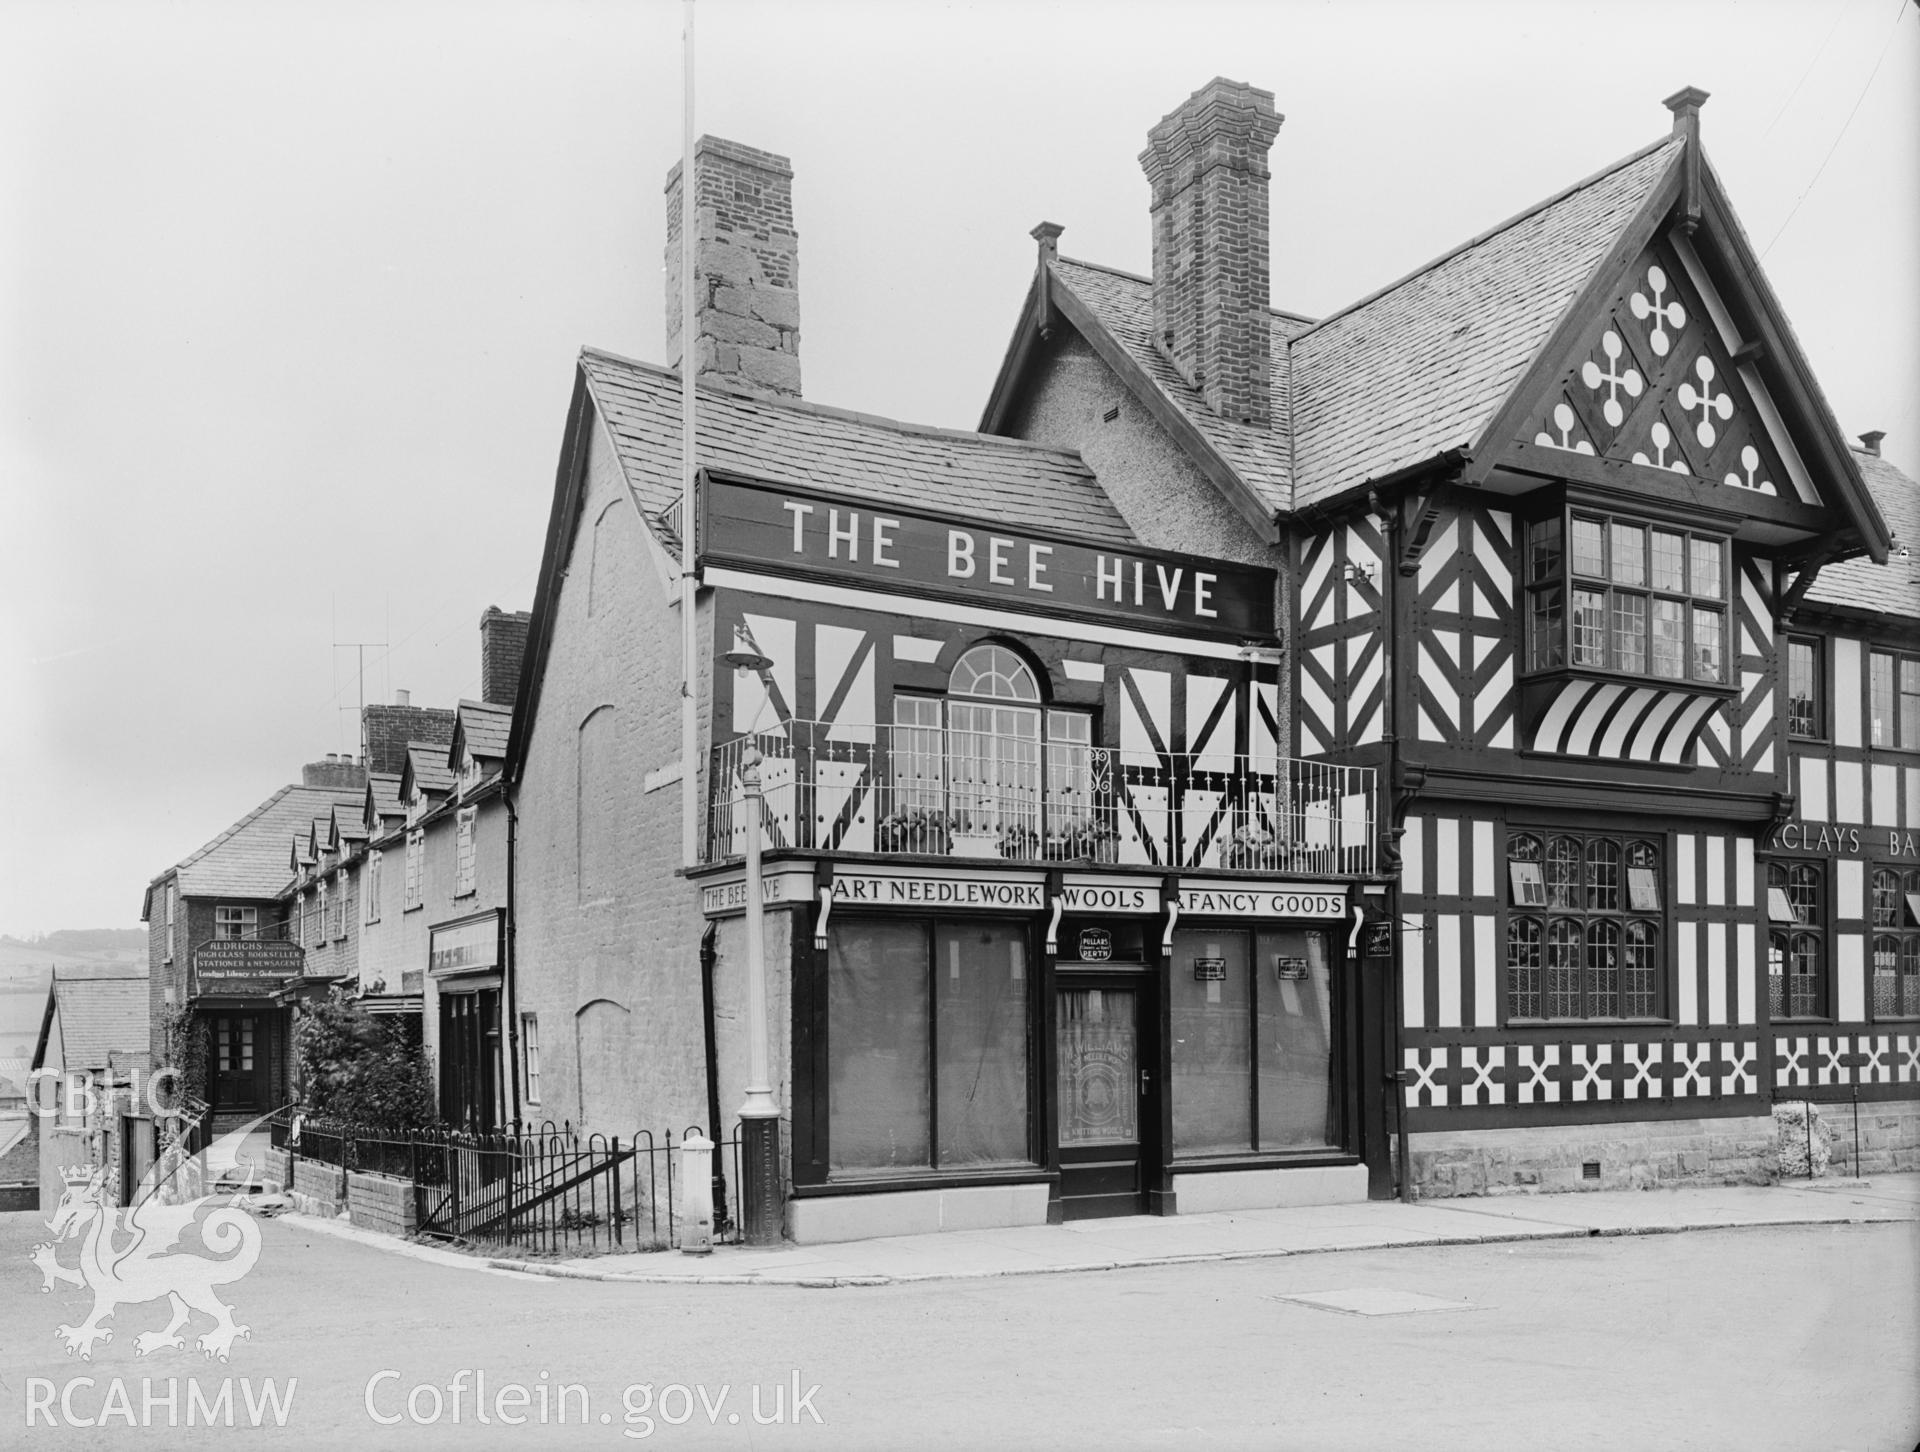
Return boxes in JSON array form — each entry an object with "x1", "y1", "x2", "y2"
[
  {"x1": 887, "y1": 642, "x2": 1094, "y2": 859},
  {"x1": 1767, "y1": 860, "x2": 1825, "y2": 1017},
  {"x1": 1586, "y1": 919, "x2": 1620, "y2": 1016},
  {"x1": 1623, "y1": 920, "x2": 1659, "y2": 1018},
  {"x1": 1546, "y1": 838, "x2": 1583, "y2": 910},
  {"x1": 1546, "y1": 918, "x2": 1583, "y2": 1018}
]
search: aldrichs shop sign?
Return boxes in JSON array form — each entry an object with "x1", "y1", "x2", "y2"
[{"x1": 699, "y1": 473, "x2": 1274, "y2": 638}]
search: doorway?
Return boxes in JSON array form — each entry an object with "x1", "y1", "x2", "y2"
[
  {"x1": 1055, "y1": 975, "x2": 1152, "y2": 1218},
  {"x1": 210, "y1": 1014, "x2": 263, "y2": 1113}
]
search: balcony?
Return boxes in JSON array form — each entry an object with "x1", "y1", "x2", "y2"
[{"x1": 707, "y1": 720, "x2": 1375, "y2": 876}]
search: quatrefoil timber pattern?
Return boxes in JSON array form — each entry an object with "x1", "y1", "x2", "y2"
[{"x1": 1520, "y1": 235, "x2": 1791, "y2": 499}]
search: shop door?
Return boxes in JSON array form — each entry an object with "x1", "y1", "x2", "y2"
[
  {"x1": 210, "y1": 1015, "x2": 263, "y2": 1113},
  {"x1": 440, "y1": 989, "x2": 501, "y2": 1134},
  {"x1": 1056, "y1": 979, "x2": 1149, "y2": 1218}
]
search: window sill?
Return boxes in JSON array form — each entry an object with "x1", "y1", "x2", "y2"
[
  {"x1": 1518, "y1": 664, "x2": 1739, "y2": 699},
  {"x1": 800, "y1": 1165, "x2": 1048, "y2": 1197},
  {"x1": 1171, "y1": 1150, "x2": 1356, "y2": 1171},
  {"x1": 1504, "y1": 1017, "x2": 1673, "y2": 1028},
  {"x1": 453, "y1": 890, "x2": 476, "y2": 901},
  {"x1": 403, "y1": 905, "x2": 423, "y2": 914}
]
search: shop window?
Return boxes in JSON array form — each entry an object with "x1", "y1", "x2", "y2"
[
  {"x1": 826, "y1": 919, "x2": 1031, "y2": 1176},
  {"x1": 521, "y1": 1013, "x2": 542, "y2": 1106},
  {"x1": 1786, "y1": 638, "x2": 1822, "y2": 739},
  {"x1": 887, "y1": 644, "x2": 1091, "y2": 846},
  {"x1": 1506, "y1": 832, "x2": 1662, "y2": 1019},
  {"x1": 1525, "y1": 512, "x2": 1728, "y2": 685},
  {"x1": 366, "y1": 850, "x2": 382, "y2": 924},
  {"x1": 1767, "y1": 862, "x2": 1825, "y2": 1018},
  {"x1": 455, "y1": 807, "x2": 477, "y2": 898},
  {"x1": 1168, "y1": 927, "x2": 1340, "y2": 1156},
  {"x1": 1869, "y1": 651, "x2": 1920, "y2": 749},
  {"x1": 214, "y1": 906, "x2": 257, "y2": 941},
  {"x1": 1869, "y1": 869, "x2": 1920, "y2": 1017}
]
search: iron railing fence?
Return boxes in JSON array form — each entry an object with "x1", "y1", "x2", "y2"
[
  {"x1": 709, "y1": 720, "x2": 1376, "y2": 875},
  {"x1": 289, "y1": 1118, "x2": 745, "y2": 1256}
]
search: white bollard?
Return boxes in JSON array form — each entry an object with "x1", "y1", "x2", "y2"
[{"x1": 679, "y1": 1134, "x2": 715, "y2": 1255}]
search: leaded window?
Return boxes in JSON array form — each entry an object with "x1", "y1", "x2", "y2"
[
  {"x1": 1870, "y1": 868, "x2": 1920, "y2": 1018},
  {"x1": 1525, "y1": 511, "x2": 1729, "y2": 685},
  {"x1": 1767, "y1": 862, "x2": 1825, "y2": 1018},
  {"x1": 1507, "y1": 831, "x2": 1663, "y2": 1019}
]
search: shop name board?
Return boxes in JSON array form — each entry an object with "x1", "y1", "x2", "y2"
[
  {"x1": 430, "y1": 915, "x2": 500, "y2": 975},
  {"x1": 701, "y1": 866, "x2": 817, "y2": 916},
  {"x1": 702, "y1": 477, "x2": 1273, "y2": 637},
  {"x1": 829, "y1": 873, "x2": 1045, "y2": 909},
  {"x1": 1175, "y1": 884, "x2": 1348, "y2": 920},
  {"x1": 193, "y1": 940, "x2": 303, "y2": 980},
  {"x1": 1767, "y1": 822, "x2": 1920, "y2": 859},
  {"x1": 1058, "y1": 879, "x2": 1161, "y2": 914}
]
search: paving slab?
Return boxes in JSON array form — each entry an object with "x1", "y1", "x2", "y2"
[{"x1": 286, "y1": 1173, "x2": 1920, "y2": 1288}]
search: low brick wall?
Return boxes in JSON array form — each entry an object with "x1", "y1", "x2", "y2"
[
  {"x1": 263, "y1": 1148, "x2": 291, "y2": 1192},
  {"x1": 1407, "y1": 1116, "x2": 1777, "y2": 1198},
  {"x1": 1801, "y1": 1098, "x2": 1920, "y2": 1178},
  {"x1": 291, "y1": 1157, "x2": 346, "y2": 1216},
  {"x1": 347, "y1": 1171, "x2": 418, "y2": 1237}
]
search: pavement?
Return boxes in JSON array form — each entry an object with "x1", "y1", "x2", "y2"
[{"x1": 290, "y1": 1171, "x2": 1920, "y2": 1287}]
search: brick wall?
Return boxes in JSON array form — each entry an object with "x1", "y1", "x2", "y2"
[
  {"x1": 292, "y1": 1156, "x2": 345, "y2": 1214},
  {"x1": 361, "y1": 704, "x2": 456, "y2": 778},
  {"x1": 514, "y1": 412, "x2": 714, "y2": 1139},
  {"x1": 665, "y1": 136, "x2": 802, "y2": 399},
  {"x1": 347, "y1": 1170, "x2": 418, "y2": 1236},
  {"x1": 1407, "y1": 1116, "x2": 1778, "y2": 1198},
  {"x1": 264, "y1": 1146, "x2": 291, "y2": 1190},
  {"x1": 1140, "y1": 79, "x2": 1282, "y2": 426},
  {"x1": 480, "y1": 607, "x2": 532, "y2": 707}
]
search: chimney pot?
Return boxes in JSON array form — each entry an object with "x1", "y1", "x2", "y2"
[
  {"x1": 1860, "y1": 430, "x2": 1886, "y2": 457},
  {"x1": 1140, "y1": 78, "x2": 1283, "y2": 427},
  {"x1": 664, "y1": 136, "x2": 802, "y2": 400},
  {"x1": 395, "y1": 689, "x2": 410, "y2": 708}
]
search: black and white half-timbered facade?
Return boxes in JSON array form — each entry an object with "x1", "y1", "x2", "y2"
[{"x1": 507, "y1": 83, "x2": 1916, "y2": 1243}]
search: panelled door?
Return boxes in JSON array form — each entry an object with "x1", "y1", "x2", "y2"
[
  {"x1": 210, "y1": 1014, "x2": 264, "y2": 1113},
  {"x1": 1055, "y1": 973, "x2": 1153, "y2": 1218}
]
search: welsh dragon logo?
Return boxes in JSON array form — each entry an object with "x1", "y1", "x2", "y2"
[{"x1": 29, "y1": 1116, "x2": 271, "y2": 1362}]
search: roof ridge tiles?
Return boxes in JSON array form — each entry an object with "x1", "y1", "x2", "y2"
[
  {"x1": 1052, "y1": 255, "x2": 1319, "y2": 326},
  {"x1": 579, "y1": 347, "x2": 1095, "y2": 464},
  {"x1": 1288, "y1": 134, "x2": 1680, "y2": 343}
]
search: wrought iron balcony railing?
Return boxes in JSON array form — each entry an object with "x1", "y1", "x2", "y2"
[{"x1": 707, "y1": 720, "x2": 1375, "y2": 876}]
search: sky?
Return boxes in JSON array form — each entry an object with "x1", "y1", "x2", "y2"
[{"x1": 1, "y1": 0, "x2": 1915, "y2": 936}]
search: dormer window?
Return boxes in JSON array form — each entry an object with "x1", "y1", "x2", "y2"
[{"x1": 1526, "y1": 511, "x2": 1729, "y2": 686}]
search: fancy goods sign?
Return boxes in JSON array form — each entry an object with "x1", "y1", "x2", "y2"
[
  {"x1": 701, "y1": 475, "x2": 1274, "y2": 638},
  {"x1": 1174, "y1": 883, "x2": 1349, "y2": 919}
]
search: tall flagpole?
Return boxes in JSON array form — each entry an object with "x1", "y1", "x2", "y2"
[{"x1": 679, "y1": 0, "x2": 699, "y2": 871}]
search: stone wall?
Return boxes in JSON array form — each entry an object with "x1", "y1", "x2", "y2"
[
  {"x1": 264, "y1": 1147, "x2": 291, "y2": 1191},
  {"x1": 1794, "y1": 1098, "x2": 1920, "y2": 1178},
  {"x1": 1406, "y1": 1116, "x2": 1777, "y2": 1198},
  {"x1": 347, "y1": 1171, "x2": 418, "y2": 1237}
]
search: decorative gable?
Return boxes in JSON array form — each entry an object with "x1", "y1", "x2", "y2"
[{"x1": 1520, "y1": 231, "x2": 1816, "y2": 506}]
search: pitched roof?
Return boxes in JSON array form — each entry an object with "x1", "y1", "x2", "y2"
[
  {"x1": 50, "y1": 972, "x2": 148, "y2": 1073},
  {"x1": 453, "y1": 700, "x2": 511, "y2": 764},
  {"x1": 405, "y1": 741, "x2": 455, "y2": 797},
  {"x1": 1805, "y1": 448, "x2": 1920, "y2": 619},
  {"x1": 1041, "y1": 139, "x2": 1682, "y2": 516},
  {"x1": 1289, "y1": 138, "x2": 1681, "y2": 508},
  {"x1": 579, "y1": 348, "x2": 1137, "y2": 549},
  {"x1": 161, "y1": 783, "x2": 368, "y2": 900},
  {"x1": 365, "y1": 772, "x2": 404, "y2": 827}
]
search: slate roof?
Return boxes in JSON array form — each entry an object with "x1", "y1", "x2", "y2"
[
  {"x1": 161, "y1": 783, "x2": 368, "y2": 900},
  {"x1": 1805, "y1": 449, "x2": 1920, "y2": 620},
  {"x1": 365, "y1": 773, "x2": 405, "y2": 826},
  {"x1": 1042, "y1": 137, "x2": 1683, "y2": 515},
  {"x1": 454, "y1": 700, "x2": 511, "y2": 763},
  {"x1": 405, "y1": 742, "x2": 455, "y2": 797},
  {"x1": 0, "y1": 1057, "x2": 30, "y2": 1098},
  {"x1": 49, "y1": 972, "x2": 148, "y2": 1074},
  {"x1": 579, "y1": 348, "x2": 1138, "y2": 549}
]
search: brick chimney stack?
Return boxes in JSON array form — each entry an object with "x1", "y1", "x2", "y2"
[
  {"x1": 665, "y1": 136, "x2": 801, "y2": 400},
  {"x1": 1140, "y1": 79, "x2": 1283, "y2": 427},
  {"x1": 479, "y1": 606, "x2": 532, "y2": 707}
]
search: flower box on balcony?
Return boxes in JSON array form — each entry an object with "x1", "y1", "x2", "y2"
[{"x1": 876, "y1": 809, "x2": 953, "y2": 856}]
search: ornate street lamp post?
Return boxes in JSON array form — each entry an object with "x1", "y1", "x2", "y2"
[{"x1": 723, "y1": 638, "x2": 782, "y2": 1245}]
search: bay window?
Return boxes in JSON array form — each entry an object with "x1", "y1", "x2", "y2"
[{"x1": 1526, "y1": 510, "x2": 1729, "y2": 684}]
